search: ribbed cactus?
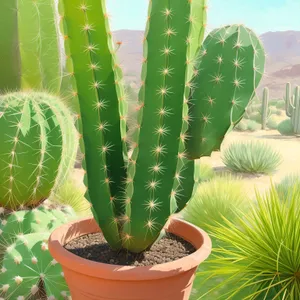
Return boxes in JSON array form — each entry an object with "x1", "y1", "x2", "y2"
[
  {"x1": 261, "y1": 87, "x2": 269, "y2": 129},
  {"x1": 284, "y1": 83, "x2": 300, "y2": 135},
  {"x1": 60, "y1": 0, "x2": 265, "y2": 253},
  {"x1": 0, "y1": 92, "x2": 78, "y2": 209},
  {"x1": 186, "y1": 25, "x2": 266, "y2": 157},
  {"x1": 0, "y1": 203, "x2": 76, "y2": 299},
  {"x1": 0, "y1": 0, "x2": 62, "y2": 93}
]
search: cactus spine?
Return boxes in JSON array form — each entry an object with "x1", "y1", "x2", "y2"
[
  {"x1": 60, "y1": 0, "x2": 265, "y2": 253},
  {"x1": 284, "y1": 83, "x2": 300, "y2": 135},
  {"x1": 0, "y1": 0, "x2": 62, "y2": 93},
  {"x1": 261, "y1": 87, "x2": 269, "y2": 129},
  {"x1": 0, "y1": 92, "x2": 78, "y2": 209}
]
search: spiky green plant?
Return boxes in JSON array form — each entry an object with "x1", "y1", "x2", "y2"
[
  {"x1": 266, "y1": 115, "x2": 279, "y2": 130},
  {"x1": 0, "y1": 0, "x2": 62, "y2": 93},
  {"x1": 246, "y1": 120, "x2": 261, "y2": 132},
  {"x1": 196, "y1": 185, "x2": 300, "y2": 300},
  {"x1": 284, "y1": 83, "x2": 300, "y2": 135},
  {"x1": 60, "y1": 0, "x2": 265, "y2": 253},
  {"x1": 261, "y1": 87, "x2": 269, "y2": 129},
  {"x1": 275, "y1": 173, "x2": 300, "y2": 201},
  {"x1": 182, "y1": 174, "x2": 248, "y2": 236},
  {"x1": 0, "y1": 92, "x2": 78, "y2": 209},
  {"x1": 0, "y1": 203, "x2": 76, "y2": 299},
  {"x1": 222, "y1": 140, "x2": 282, "y2": 174},
  {"x1": 194, "y1": 160, "x2": 215, "y2": 184}
]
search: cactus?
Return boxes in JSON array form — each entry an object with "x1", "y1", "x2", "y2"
[
  {"x1": 0, "y1": 0, "x2": 63, "y2": 93},
  {"x1": 284, "y1": 83, "x2": 300, "y2": 135},
  {"x1": 0, "y1": 92, "x2": 78, "y2": 209},
  {"x1": 261, "y1": 87, "x2": 269, "y2": 129},
  {"x1": 0, "y1": 203, "x2": 76, "y2": 299},
  {"x1": 60, "y1": 0, "x2": 265, "y2": 253},
  {"x1": 186, "y1": 25, "x2": 266, "y2": 157}
]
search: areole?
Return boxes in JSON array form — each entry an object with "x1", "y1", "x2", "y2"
[{"x1": 48, "y1": 217, "x2": 212, "y2": 300}]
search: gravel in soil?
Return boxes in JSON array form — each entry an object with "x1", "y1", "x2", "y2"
[{"x1": 64, "y1": 232, "x2": 196, "y2": 266}]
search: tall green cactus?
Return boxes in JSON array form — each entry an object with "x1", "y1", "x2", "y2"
[
  {"x1": 60, "y1": 0, "x2": 265, "y2": 253},
  {"x1": 284, "y1": 83, "x2": 300, "y2": 135},
  {"x1": 0, "y1": 92, "x2": 78, "y2": 209},
  {"x1": 0, "y1": 0, "x2": 62, "y2": 93},
  {"x1": 261, "y1": 87, "x2": 269, "y2": 130}
]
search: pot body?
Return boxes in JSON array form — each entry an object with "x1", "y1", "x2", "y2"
[{"x1": 48, "y1": 217, "x2": 211, "y2": 300}]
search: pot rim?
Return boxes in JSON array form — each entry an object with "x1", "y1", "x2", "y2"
[{"x1": 48, "y1": 216, "x2": 211, "y2": 281}]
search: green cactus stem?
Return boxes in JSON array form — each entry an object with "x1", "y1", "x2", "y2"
[
  {"x1": 0, "y1": 0, "x2": 62, "y2": 93},
  {"x1": 60, "y1": 0, "x2": 266, "y2": 254},
  {"x1": 0, "y1": 92, "x2": 78, "y2": 209},
  {"x1": 185, "y1": 25, "x2": 265, "y2": 159},
  {"x1": 261, "y1": 87, "x2": 269, "y2": 130}
]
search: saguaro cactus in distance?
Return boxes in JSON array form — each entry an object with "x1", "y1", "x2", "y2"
[
  {"x1": 60, "y1": 0, "x2": 265, "y2": 253},
  {"x1": 261, "y1": 87, "x2": 269, "y2": 129},
  {"x1": 284, "y1": 83, "x2": 300, "y2": 135},
  {"x1": 0, "y1": 0, "x2": 62, "y2": 93},
  {"x1": 0, "y1": 92, "x2": 78, "y2": 209}
]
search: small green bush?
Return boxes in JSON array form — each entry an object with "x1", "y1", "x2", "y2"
[
  {"x1": 266, "y1": 115, "x2": 278, "y2": 129},
  {"x1": 276, "y1": 100, "x2": 285, "y2": 109},
  {"x1": 248, "y1": 112, "x2": 261, "y2": 123},
  {"x1": 278, "y1": 118, "x2": 294, "y2": 136},
  {"x1": 246, "y1": 120, "x2": 260, "y2": 131},
  {"x1": 275, "y1": 109, "x2": 283, "y2": 116},
  {"x1": 234, "y1": 120, "x2": 248, "y2": 131},
  {"x1": 182, "y1": 174, "x2": 248, "y2": 234},
  {"x1": 194, "y1": 160, "x2": 215, "y2": 184},
  {"x1": 275, "y1": 173, "x2": 300, "y2": 200},
  {"x1": 222, "y1": 140, "x2": 282, "y2": 174}
]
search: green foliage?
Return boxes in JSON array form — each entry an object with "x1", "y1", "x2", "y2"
[
  {"x1": 276, "y1": 100, "x2": 285, "y2": 109},
  {"x1": 234, "y1": 120, "x2": 248, "y2": 131},
  {"x1": 278, "y1": 118, "x2": 295, "y2": 136},
  {"x1": 266, "y1": 115, "x2": 278, "y2": 129},
  {"x1": 248, "y1": 112, "x2": 261, "y2": 123},
  {"x1": 196, "y1": 185, "x2": 300, "y2": 299},
  {"x1": 222, "y1": 141, "x2": 282, "y2": 174},
  {"x1": 0, "y1": 0, "x2": 62, "y2": 93},
  {"x1": 60, "y1": 0, "x2": 266, "y2": 253},
  {"x1": 275, "y1": 173, "x2": 300, "y2": 201},
  {"x1": 246, "y1": 120, "x2": 261, "y2": 132},
  {"x1": 0, "y1": 92, "x2": 78, "y2": 209},
  {"x1": 182, "y1": 174, "x2": 248, "y2": 235},
  {"x1": 0, "y1": 204, "x2": 76, "y2": 299},
  {"x1": 194, "y1": 160, "x2": 215, "y2": 184}
]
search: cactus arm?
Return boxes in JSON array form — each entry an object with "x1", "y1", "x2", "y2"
[
  {"x1": 0, "y1": 0, "x2": 21, "y2": 92},
  {"x1": 186, "y1": 25, "x2": 265, "y2": 159},
  {"x1": 173, "y1": 0, "x2": 207, "y2": 213},
  {"x1": 60, "y1": 0, "x2": 124, "y2": 248},
  {"x1": 261, "y1": 87, "x2": 269, "y2": 130},
  {"x1": 293, "y1": 86, "x2": 300, "y2": 134}
]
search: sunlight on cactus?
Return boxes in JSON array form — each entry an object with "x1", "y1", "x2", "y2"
[{"x1": 59, "y1": 0, "x2": 266, "y2": 253}]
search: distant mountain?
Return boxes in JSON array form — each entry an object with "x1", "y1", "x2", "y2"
[{"x1": 112, "y1": 30, "x2": 300, "y2": 98}]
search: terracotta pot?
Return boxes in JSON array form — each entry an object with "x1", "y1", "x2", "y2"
[{"x1": 48, "y1": 217, "x2": 212, "y2": 300}]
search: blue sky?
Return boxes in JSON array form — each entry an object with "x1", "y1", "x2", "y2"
[{"x1": 106, "y1": 0, "x2": 300, "y2": 34}]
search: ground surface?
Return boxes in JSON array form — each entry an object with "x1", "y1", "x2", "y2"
[{"x1": 201, "y1": 129, "x2": 300, "y2": 198}]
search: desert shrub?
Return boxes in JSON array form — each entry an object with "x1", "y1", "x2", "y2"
[
  {"x1": 246, "y1": 120, "x2": 260, "y2": 131},
  {"x1": 182, "y1": 174, "x2": 248, "y2": 234},
  {"x1": 276, "y1": 100, "x2": 285, "y2": 109},
  {"x1": 266, "y1": 115, "x2": 278, "y2": 129},
  {"x1": 221, "y1": 140, "x2": 282, "y2": 174},
  {"x1": 278, "y1": 118, "x2": 294, "y2": 136},
  {"x1": 234, "y1": 120, "x2": 248, "y2": 131},
  {"x1": 194, "y1": 160, "x2": 215, "y2": 184},
  {"x1": 269, "y1": 106, "x2": 277, "y2": 114},
  {"x1": 275, "y1": 173, "x2": 300, "y2": 201},
  {"x1": 196, "y1": 185, "x2": 300, "y2": 299},
  {"x1": 275, "y1": 109, "x2": 283, "y2": 116},
  {"x1": 248, "y1": 111, "x2": 261, "y2": 123},
  {"x1": 49, "y1": 176, "x2": 92, "y2": 216}
]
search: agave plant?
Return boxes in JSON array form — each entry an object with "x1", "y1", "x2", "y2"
[
  {"x1": 60, "y1": 0, "x2": 265, "y2": 253},
  {"x1": 196, "y1": 185, "x2": 300, "y2": 299}
]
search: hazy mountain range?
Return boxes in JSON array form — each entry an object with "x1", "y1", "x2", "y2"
[{"x1": 113, "y1": 30, "x2": 300, "y2": 99}]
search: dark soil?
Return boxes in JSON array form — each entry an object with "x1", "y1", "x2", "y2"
[{"x1": 64, "y1": 232, "x2": 196, "y2": 266}]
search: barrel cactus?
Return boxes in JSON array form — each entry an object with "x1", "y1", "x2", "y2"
[
  {"x1": 60, "y1": 0, "x2": 265, "y2": 253},
  {"x1": 0, "y1": 0, "x2": 62, "y2": 93},
  {"x1": 0, "y1": 92, "x2": 78, "y2": 209}
]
